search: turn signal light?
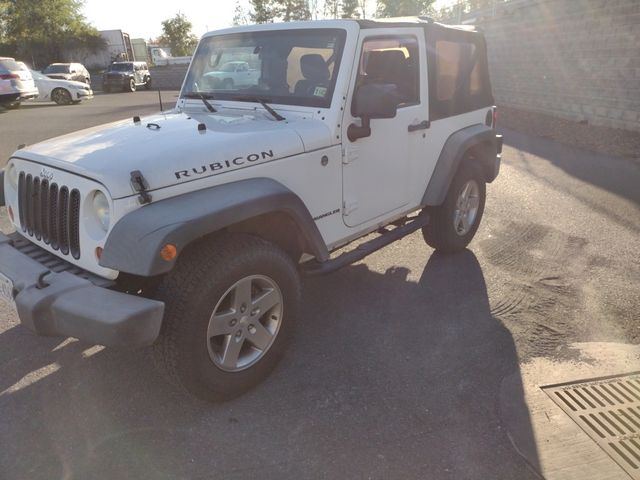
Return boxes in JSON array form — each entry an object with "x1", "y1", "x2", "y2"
[
  {"x1": 160, "y1": 244, "x2": 177, "y2": 261},
  {"x1": 95, "y1": 246, "x2": 103, "y2": 260}
]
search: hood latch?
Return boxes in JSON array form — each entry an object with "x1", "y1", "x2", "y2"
[{"x1": 130, "y1": 170, "x2": 152, "y2": 205}]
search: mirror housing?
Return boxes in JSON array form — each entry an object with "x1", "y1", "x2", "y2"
[
  {"x1": 352, "y1": 83, "x2": 399, "y2": 119},
  {"x1": 348, "y1": 83, "x2": 400, "y2": 142}
]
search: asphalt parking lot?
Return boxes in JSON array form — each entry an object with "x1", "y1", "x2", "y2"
[{"x1": 0, "y1": 92, "x2": 639, "y2": 479}]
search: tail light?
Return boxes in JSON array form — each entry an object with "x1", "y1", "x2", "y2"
[{"x1": 0, "y1": 73, "x2": 19, "y2": 80}]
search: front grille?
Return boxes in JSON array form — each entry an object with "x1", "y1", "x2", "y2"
[
  {"x1": 10, "y1": 233, "x2": 113, "y2": 288},
  {"x1": 17, "y1": 172, "x2": 81, "y2": 259}
]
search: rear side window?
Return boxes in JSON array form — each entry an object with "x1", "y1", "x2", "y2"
[
  {"x1": 427, "y1": 28, "x2": 493, "y2": 120},
  {"x1": 0, "y1": 59, "x2": 21, "y2": 71}
]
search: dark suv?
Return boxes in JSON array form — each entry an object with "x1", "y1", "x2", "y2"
[{"x1": 102, "y1": 61, "x2": 152, "y2": 92}]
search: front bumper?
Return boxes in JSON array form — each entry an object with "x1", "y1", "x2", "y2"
[
  {"x1": 0, "y1": 233, "x2": 164, "y2": 347},
  {"x1": 75, "y1": 88, "x2": 94, "y2": 100},
  {"x1": 103, "y1": 76, "x2": 130, "y2": 87}
]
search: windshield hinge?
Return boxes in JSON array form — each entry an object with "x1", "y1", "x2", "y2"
[{"x1": 130, "y1": 170, "x2": 152, "y2": 205}]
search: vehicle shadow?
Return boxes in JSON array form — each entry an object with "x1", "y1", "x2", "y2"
[
  {"x1": 0, "y1": 250, "x2": 540, "y2": 480},
  {"x1": 17, "y1": 103, "x2": 60, "y2": 109},
  {"x1": 502, "y1": 126, "x2": 640, "y2": 206}
]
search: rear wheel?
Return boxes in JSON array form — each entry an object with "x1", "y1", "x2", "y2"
[
  {"x1": 422, "y1": 161, "x2": 486, "y2": 253},
  {"x1": 152, "y1": 234, "x2": 300, "y2": 401},
  {"x1": 52, "y1": 88, "x2": 72, "y2": 105}
]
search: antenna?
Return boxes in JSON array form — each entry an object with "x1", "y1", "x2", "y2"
[{"x1": 158, "y1": 88, "x2": 163, "y2": 112}]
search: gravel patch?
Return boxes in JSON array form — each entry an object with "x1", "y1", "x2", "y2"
[{"x1": 498, "y1": 105, "x2": 640, "y2": 163}]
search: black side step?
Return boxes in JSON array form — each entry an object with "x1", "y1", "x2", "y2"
[{"x1": 303, "y1": 212, "x2": 430, "y2": 277}]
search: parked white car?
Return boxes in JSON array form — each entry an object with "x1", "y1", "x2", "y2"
[
  {"x1": 27, "y1": 67, "x2": 93, "y2": 105},
  {"x1": 0, "y1": 57, "x2": 38, "y2": 108},
  {"x1": 203, "y1": 61, "x2": 260, "y2": 89}
]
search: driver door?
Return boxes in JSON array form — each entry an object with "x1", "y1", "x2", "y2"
[{"x1": 341, "y1": 30, "x2": 428, "y2": 227}]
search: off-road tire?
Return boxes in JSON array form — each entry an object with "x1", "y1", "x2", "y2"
[
  {"x1": 127, "y1": 78, "x2": 136, "y2": 92},
  {"x1": 422, "y1": 160, "x2": 486, "y2": 253},
  {"x1": 152, "y1": 233, "x2": 301, "y2": 401}
]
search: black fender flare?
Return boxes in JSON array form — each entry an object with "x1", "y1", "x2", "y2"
[
  {"x1": 421, "y1": 124, "x2": 501, "y2": 206},
  {"x1": 100, "y1": 178, "x2": 329, "y2": 276}
]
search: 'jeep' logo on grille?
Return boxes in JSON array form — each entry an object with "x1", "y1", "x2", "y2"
[{"x1": 39, "y1": 168, "x2": 54, "y2": 181}]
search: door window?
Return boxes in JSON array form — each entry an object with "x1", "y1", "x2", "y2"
[{"x1": 354, "y1": 36, "x2": 420, "y2": 108}]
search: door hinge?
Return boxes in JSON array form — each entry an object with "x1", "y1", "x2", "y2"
[
  {"x1": 343, "y1": 146, "x2": 359, "y2": 165},
  {"x1": 343, "y1": 200, "x2": 358, "y2": 216}
]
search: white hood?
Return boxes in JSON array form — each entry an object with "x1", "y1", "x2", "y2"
[{"x1": 13, "y1": 109, "x2": 332, "y2": 198}]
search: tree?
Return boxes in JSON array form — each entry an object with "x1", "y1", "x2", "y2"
[
  {"x1": 276, "y1": 0, "x2": 311, "y2": 21},
  {"x1": 341, "y1": 0, "x2": 361, "y2": 18},
  {"x1": 0, "y1": 0, "x2": 104, "y2": 68},
  {"x1": 324, "y1": 0, "x2": 340, "y2": 19},
  {"x1": 249, "y1": 0, "x2": 311, "y2": 22},
  {"x1": 250, "y1": 0, "x2": 277, "y2": 23},
  {"x1": 233, "y1": 0, "x2": 250, "y2": 25},
  {"x1": 160, "y1": 13, "x2": 199, "y2": 57},
  {"x1": 376, "y1": 0, "x2": 435, "y2": 17}
]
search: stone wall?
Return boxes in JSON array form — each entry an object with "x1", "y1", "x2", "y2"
[{"x1": 449, "y1": 0, "x2": 640, "y2": 131}]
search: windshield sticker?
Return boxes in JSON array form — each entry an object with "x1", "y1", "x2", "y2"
[
  {"x1": 313, "y1": 86, "x2": 328, "y2": 97},
  {"x1": 174, "y1": 149, "x2": 274, "y2": 180}
]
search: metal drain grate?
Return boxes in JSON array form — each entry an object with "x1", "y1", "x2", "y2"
[{"x1": 543, "y1": 372, "x2": 640, "y2": 479}]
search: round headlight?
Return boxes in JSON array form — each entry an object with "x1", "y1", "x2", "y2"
[
  {"x1": 92, "y1": 191, "x2": 110, "y2": 231},
  {"x1": 6, "y1": 163, "x2": 18, "y2": 190}
]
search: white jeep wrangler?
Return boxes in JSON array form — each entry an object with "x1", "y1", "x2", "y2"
[{"x1": 0, "y1": 18, "x2": 501, "y2": 401}]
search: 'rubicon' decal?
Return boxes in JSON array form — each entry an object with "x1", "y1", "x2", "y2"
[
  {"x1": 313, "y1": 208, "x2": 340, "y2": 221},
  {"x1": 175, "y1": 150, "x2": 275, "y2": 179}
]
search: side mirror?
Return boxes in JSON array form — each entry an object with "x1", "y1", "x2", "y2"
[{"x1": 348, "y1": 83, "x2": 399, "y2": 142}]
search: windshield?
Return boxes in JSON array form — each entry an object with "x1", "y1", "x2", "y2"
[
  {"x1": 108, "y1": 63, "x2": 133, "y2": 72},
  {"x1": 44, "y1": 64, "x2": 70, "y2": 73},
  {"x1": 182, "y1": 28, "x2": 346, "y2": 108}
]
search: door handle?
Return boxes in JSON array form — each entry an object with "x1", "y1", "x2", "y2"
[{"x1": 408, "y1": 120, "x2": 430, "y2": 132}]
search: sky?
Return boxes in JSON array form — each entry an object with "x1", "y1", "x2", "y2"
[{"x1": 82, "y1": 0, "x2": 455, "y2": 41}]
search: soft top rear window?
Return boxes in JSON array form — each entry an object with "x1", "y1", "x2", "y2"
[{"x1": 427, "y1": 26, "x2": 493, "y2": 120}]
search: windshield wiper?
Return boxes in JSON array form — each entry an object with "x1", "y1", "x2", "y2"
[
  {"x1": 231, "y1": 95, "x2": 285, "y2": 121},
  {"x1": 183, "y1": 92, "x2": 217, "y2": 112}
]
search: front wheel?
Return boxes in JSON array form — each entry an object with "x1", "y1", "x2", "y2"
[
  {"x1": 422, "y1": 161, "x2": 486, "y2": 253},
  {"x1": 127, "y1": 78, "x2": 136, "y2": 92},
  {"x1": 152, "y1": 234, "x2": 301, "y2": 401}
]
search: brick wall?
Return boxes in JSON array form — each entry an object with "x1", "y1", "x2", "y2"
[{"x1": 449, "y1": 0, "x2": 640, "y2": 131}]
